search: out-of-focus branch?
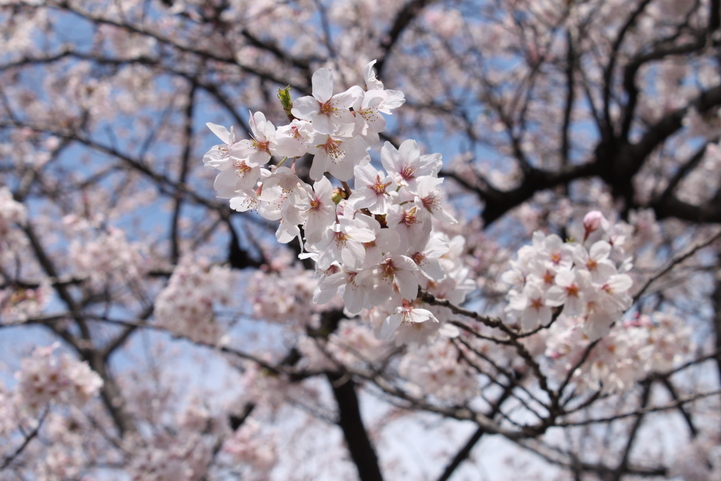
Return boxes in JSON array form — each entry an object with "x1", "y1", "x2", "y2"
[
  {"x1": 327, "y1": 373, "x2": 384, "y2": 481},
  {"x1": 609, "y1": 382, "x2": 652, "y2": 481},
  {"x1": 375, "y1": 0, "x2": 434, "y2": 77},
  {"x1": 0, "y1": 410, "x2": 47, "y2": 470},
  {"x1": 170, "y1": 81, "x2": 197, "y2": 264},
  {"x1": 436, "y1": 384, "x2": 514, "y2": 481}
]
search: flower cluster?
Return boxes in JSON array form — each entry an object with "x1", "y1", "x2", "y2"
[
  {"x1": 222, "y1": 419, "x2": 277, "y2": 480},
  {"x1": 0, "y1": 282, "x2": 51, "y2": 325},
  {"x1": 128, "y1": 432, "x2": 212, "y2": 481},
  {"x1": 15, "y1": 344, "x2": 103, "y2": 413},
  {"x1": 69, "y1": 226, "x2": 147, "y2": 286},
  {"x1": 246, "y1": 261, "x2": 320, "y2": 326},
  {"x1": 502, "y1": 211, "x2": 633, "y2": 341},
  {"x1": 203, "y1": 62, "x2": 472, "y2": 342},
  {"x1": 399, "y1": 339, "x2": 478, "y2": 403},
  {"x1": 546, "y1": 312, "x2": 694, "y2": 393},
  {"x1": 154, "y1": 257, "x2": 234, "y2": 344}
]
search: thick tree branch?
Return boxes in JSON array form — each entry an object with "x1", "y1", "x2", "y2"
[{"x1": 327, "y1": 373, "x2": 384, "y2": 481}]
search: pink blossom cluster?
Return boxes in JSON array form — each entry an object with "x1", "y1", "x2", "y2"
[
  {"x1": 203, "y1": 62, "x2": 473, "y2": 342},
  {"x1": 297, "y1": 319, "x2": 392, "y2": 371},
  {"x1": 0, "y1": 282, "x2": 50, "y2": 325},
  {"x1": 222, "y1": 419, "x2": 277, "y2": 480},
  {"x1": 546, "y1": 313, "x2": 694, "y2": 394},
  {"x1": 154, "y1": 257, "x2": 234, "y2": 344},
  {"x1": 246, "y1": 261, "x2": 319, "y2": 326},
  {"x1": 128, "y1": 432, "x2": 212, "y2": 481},
  {"x1": 502, "y1": 211, "x2": 634, "y2": 341},
  {"x1": 68, "y1": 226, "x2": 147, "y2": 286},
  {"x1": 399, "y1": 339, "x2": 478, "y2": 404},
  {"x1": 15, "y1": 344, "x2": 103, "y2": 413}
]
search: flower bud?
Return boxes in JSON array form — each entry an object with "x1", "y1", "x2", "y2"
[{"x1": 583, "y1": 211, "x2": 606, "y2": 240}]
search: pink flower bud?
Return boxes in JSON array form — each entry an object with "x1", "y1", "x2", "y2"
[{"x1": 583, "y1": 211, "x2": 606, "y2": 240}]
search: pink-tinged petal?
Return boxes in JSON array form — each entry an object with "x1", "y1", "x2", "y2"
[
  {"x1": 309, "y1": 154, "x2": 327, "y2": 181},
  {"x1": 367, "y1": 278, "x2": 393, "y2": 306},
  {"x1": 381, "y1": 90, "x2": 405, "y2": 110},
  {"x1": 363, "y1": 89, "x2": 386, "y2": 108},
  {"x1": 431, "y1": 206, "x2": 457, "y2": 224},
  {"x1": 276, "y1": 221, "x2": 299, "y2": 244},
  {"x1": 228, "y1": 192, "x2": 258, "y2": 212},
  {"x1": 521, "y1": 309, "x2": 540, "y2": 331},
  {"x1": 508, "y1": 292, "x2": 527, "y2": 311},
  {"x1": 554, "y1": 269, "x2": 575, "y2": 287},
  {"x1": 291, "y1": 96, "x2": 320, "y2": 120},
  {"x1": 311, "y1": 114, "x2": 333, "y2": 135},
  {"x1": 418, "y1": 258, "x2": 445, "y2": 281},
  {"x1": 398, "y1": 139, "x2": 420, "y2": 164},
  {"x1": 313, "y1": 176, "x2": 333, "y2": 198},
  {"x1": 564, "y1": 296, "x2": 584, "y2": 316},
  {"x1": 395, "y1": 271, "x2": 419, "y2": 301},
  {"x1": 341, "y1": 240, "x2": 366, "y2": 268},
  {"x1": 313, "y1": 272, "x2": 344, "y2": 304},
  {"x1": 332, "y1": 86, "x2": 363, "y2": 109},
  {"x1": 353, "y1": 163, "x2": 377, "y2": 185},
  {"x1": 206, "y1": 122, "x2": 232, "y2": 144},
  {"x1": 342, "y1": 136, "x2": 370, "y2": 164},
  {"x1": 545, "y1": 286, "x2": 566, "y2": 306},
  {"x1": 213, "y1": 170, "x2": 240, "y2": 198},
  {"x1": 380, "y1": 141, "x2": 401, "y2": 172},
  {"x1": 381, "y1": 313, "x2": 403, "y2": 340},
  {"x1": 607, "y1": 274, "x2": 633, "y2": 292},
  {"x1": 408, "y1": 308, "x2": 436, "y2": 324},
  {"x1": 364, "y1": 59, "x2": 382, "y2": 90},
  {"x1": 346, "y1": 225, "x2": 376, "y2": 243},
  {"x1": 532, "y1": 231, "x2": 546, "y2": 251},
  {"x1": 343, "y1": 281, "x2": 367, "y2": 315},
  {"x1": 327, "y1": 155, "x2": 354, "y2": 181},
  {"x1": 589, "y1": 241, "x2": 611, "y2": 261},
  {"x1": 537, "y1": 306, "x2": 552, "y2": 326},
  {"x1": 312, "y1": 68, "x2": 334, "y2": 102}
]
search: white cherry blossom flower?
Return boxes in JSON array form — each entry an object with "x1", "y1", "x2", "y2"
[
  {"x1": 272, "y1": 119, "x2": 314, "y2": 158},
  {"x1": 231, "y1": 111, "x2": 276, "y2": 167},
  {"x1": 546, "y1": 268, "x2": 593, "y2": 317},
  {"x1": 573, "y1": 241, "x2": 616, "y2": 282},
  {"x1": 203, "y1": 122, "x2": 239, "y2": 170},
  {"x1": 381, "y1": 140, "x2": 442, "y2": 192},
  {"x1": 414, "y1": 176, "x2": 457, "y2": 224},
  {"x1": 506, "y1": 282, "x2": 552, "y2": 330},
  {"x1": 291, "y1": 68, "x2": 362, "y2": 135},
  {"x1": 314, "y1": 219, "x2": 376, "y2": 270},
  {"x1": 302, "y1": 176, "x2": 338, "y2": 244},
  {"x1": 309, "y1": 133, "x2": 370, "y2": 181},
  {"x1": 381, "y1": 301, "x2": 438, "y2": 340},
  {"x1": 349, "y1": 163, "x2": 394, "y2": 214}
]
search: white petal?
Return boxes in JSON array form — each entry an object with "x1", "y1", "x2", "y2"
[
  {"x1": 381, "y1": 313, "x2": 403, "y2": 340},
  {"x1": 206, "y1": 122, "x2": 231, "y2": 144},
  {"x1": 312, "y1": 68, "x2": 334, "y2": 102}
]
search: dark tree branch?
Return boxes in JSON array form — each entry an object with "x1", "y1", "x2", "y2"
[
  {"x1": 1, "y1": 410, "x2": 47, "y2": 470},
  {"x1": 655, "y1": 139, "x2": 717, "y2": 205},
  {"x1": 375, "y1": 0, "x2": 434, "y2": 77},
  {"x1": 436, "y1": 385, "x2": 514, "y2": 481},
  {"x1": 171, "y1": 81, "x2": 197, "y2": 264},
  {"x1": 602, "y1": 0, "x2": 654, "y2": 135},
  {"x1": 327, "y1": 373, "x2": 384, "y2": 481},
  {"x1": 609, "y1": 383, "x2": 652, "y2": 481}
]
